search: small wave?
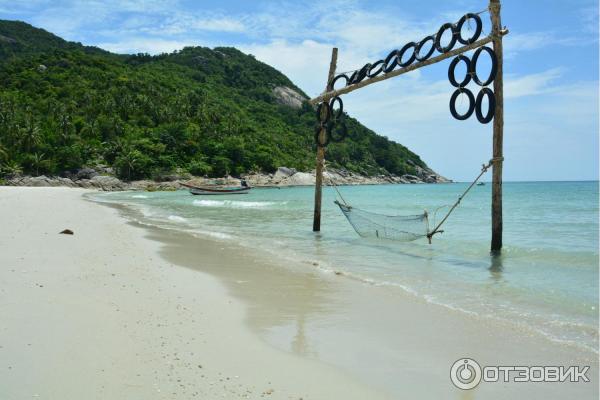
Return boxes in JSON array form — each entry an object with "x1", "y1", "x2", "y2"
[
  {"x1": 306, "y1": 262, "x2": 425, "y2": 298},
  {"x1": 138, "y1": 206, "x2": 157, "y2": 218},
  {"x1": 301, "y1": 262, "x2": 599, "y2": 355},
  {"x1": 422, "y1": 294, "x2": 481, "y2": 316},
  {"x1": 132, "y1": 194, "x2": 149, "y2": 199},
  {"x1": 193, "y1": 199, "x2": 283, "y2": 209},
  {"x1": 192, "y1": 229, "x2": 233, "y2": 240},
  {"x1": 168, "y1": 215, "x2": 187, "y2": 223}
]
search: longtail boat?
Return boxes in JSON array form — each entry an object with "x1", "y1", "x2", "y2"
[{"x1": 180, "y1": 182, "x2": 251, "y2": 195}]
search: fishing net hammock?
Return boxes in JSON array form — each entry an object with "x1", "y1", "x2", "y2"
[
  {"x1": 328, "y1": 158, "x2": 500, "y2": 243},
  {"x1": 335, "y1": 201, "x2": 430, "y2": 242}
]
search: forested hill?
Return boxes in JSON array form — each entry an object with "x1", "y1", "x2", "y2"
[{"x1": 0, "y1": 20, "x2": 430, "y2": 181}]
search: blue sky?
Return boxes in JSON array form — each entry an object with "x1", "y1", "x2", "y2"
[{"x1": 1, "y1": 0, "x2": 598, "y2": 181}]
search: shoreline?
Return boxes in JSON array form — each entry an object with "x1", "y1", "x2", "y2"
[
  {"x1": 1, "y1": 187, "x2": 597, "y2": 399},
  {"x1": 93, "y1": 189, "x2": 600, "y2": 358},
  {"x1": 93, "y1": 189, "x2": 599, "y2": 398},
  {"x1": 0, "y1": 187, "x2": 388, "y2": 399}
]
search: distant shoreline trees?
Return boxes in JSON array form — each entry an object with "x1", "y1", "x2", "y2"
[{"x1": 0, "y1": 20, "x2": 426, "y2": 181}]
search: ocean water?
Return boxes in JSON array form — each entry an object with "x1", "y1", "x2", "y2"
[{"x1": 92, "y1": 181, "x2": 599, "y2": 354}]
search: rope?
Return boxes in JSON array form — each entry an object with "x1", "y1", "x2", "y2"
[
  {"x1": 335, "y1": 69, "x2": 357, "y2": 76},
  {"x1": 323, "y1": 162, "x2": 350, "y2": 207},
  {"x1": 326, "y1": 157, "x2": 502, "y2": 243},
  {"x1": 431, "y1": 204, "x2": 451, "y2": 227},
  {"x1": 426, "y1": 157, "x2": 500, "y2": 242}
]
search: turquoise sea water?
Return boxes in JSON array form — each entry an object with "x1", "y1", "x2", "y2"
[{"x1": 93, "y1": 181, "x2": 599, "y2": 354}]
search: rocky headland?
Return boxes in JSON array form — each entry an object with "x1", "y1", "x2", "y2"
[{"x1": 3, "y1": 164, "x2": 450, "y2": 192}]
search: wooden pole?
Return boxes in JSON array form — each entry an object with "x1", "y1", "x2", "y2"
[
  {"x1": 313, "y1": 48, "x2": 338, "y2": 232},
  {"x1": 490, "y1": 0, "x2": 504, "y2": 253}
]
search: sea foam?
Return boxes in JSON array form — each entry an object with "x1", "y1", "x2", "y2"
[
  {"x1": 192, "y1": 199, "x2": 282, "y2": 209},
  {"x1": 168, "y1": 215, "x2": 188, "y2": 223},
  {"x1": 193, "y1": 229, "x2": 233, "y2": 240}
]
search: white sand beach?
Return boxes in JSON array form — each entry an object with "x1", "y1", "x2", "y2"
[
  {"x1": 0, "y1": 187, "x2": 387, "y2": 399},
  {"x1": 0, "y1": 187, "x2": 598, "y2": 399}
]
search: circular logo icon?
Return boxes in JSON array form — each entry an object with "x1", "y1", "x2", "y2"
[{"x1": 450, "y1": 358, "x2": 482, "y2": 390}]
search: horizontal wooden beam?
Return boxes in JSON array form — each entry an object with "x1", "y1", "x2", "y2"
[{"x1": 309, "y1": 33, "x2": 506, "y2": 105}]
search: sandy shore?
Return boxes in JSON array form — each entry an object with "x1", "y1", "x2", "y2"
[
  {"x1": 0, "y1": 187, "x2": 597, "y2": 399},
  {"x1": 0, "y1": 187, "x2": 387, "y2": 399}
]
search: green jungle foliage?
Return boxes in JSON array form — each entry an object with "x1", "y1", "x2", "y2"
[{"x1": 0, "y1": 20, "x2": 427, "y2": 180}]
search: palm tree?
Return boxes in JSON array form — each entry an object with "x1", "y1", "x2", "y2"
[
  {"x1": 59, "y1": 113, "x2": 72, "y2": 144},
  {"x1": 19, "y1": 119, "x2": 41, "y2": 152},
  {"x1": 125, "y1": 151, "x2": 137, "y2": 177},
  {"x1": 0, "y1": 142, "x2": 7, "y2": 161},
  {"x1": 1, "y1": 160, "x2": 23, "y2": 177},
  {"x1": 118, "y1": 150, "x2": 139, "y2": 181},
  {"x1": 30, "y1": 153, "x2": 45, "y2": 176}
]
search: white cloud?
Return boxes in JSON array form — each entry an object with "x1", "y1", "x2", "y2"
[
  {"x1": 97, "y1": 38, "x2": 196, "y2": 54},
  {"x1": 504, "y1": 32, "x2": 554, "y2": 54},
  {"x1": 178, "y1": 17, "x2": 245, "y2": 33},
  {"x1": 12, "y1": 0, "x2": 243, "y2": 42},
  {"x1": 143, "y1": 15, "x2": 245, "y2": 36},
  {"x1": 505, "y1": 68, "x2": 564, "y2": 98},
  {"x1": 236, "y1": 3, "x2": 597, "y2": 181},
  {"x1": 239, "y1": 4, "x2": 442, "y2": 97},
  {"x1": 2, "y1": 0, "x2": 596, "y2": 180},
  {"x1": 241, "y1": 39, "x2": 334, "y2": 95},
  {"x1": 505, "y1": 29, "x2": 599, "y2": 58},
  {"x1": 321, "y1": 68, "x2": 598, "y2": 181},
  {"x1": 578, "y1": 5, "x2": 599, "y2": 35}
]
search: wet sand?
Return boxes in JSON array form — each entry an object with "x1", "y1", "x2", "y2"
[
  {"x1": 0, "y1": 187, "x2": 597, "y2": 399},
  {"x1": 151, "y1": 218, "x2": 599, "y2": 399}
]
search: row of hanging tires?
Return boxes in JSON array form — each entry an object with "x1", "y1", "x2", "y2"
[
  {"x1": 314, "y1": 10, "x2": 497, "y2": 144},
  {"x1": 447, "y1": 46, "x2": 497, "y2": 124},
  {"x1": 331, "y1": 12, "x2": 483, "y2": 89},
  {"x1": 314, "y1": 45, "x2": 498, "y2": 145},
  {"x1": 314, "y1": 96, "x2": 346, "y2": 146}
]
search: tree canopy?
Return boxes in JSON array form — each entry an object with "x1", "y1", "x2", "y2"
[{"x1": 0, "y1": 20, "x2": 427, "y2": 180}]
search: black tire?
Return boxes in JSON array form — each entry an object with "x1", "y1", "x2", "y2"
[
  {"x1": 383, "y1": 49, "x2": 399, "y2": 73},
  {"x1": 456, "y1": 13, "x2": 482, "y2": 45},
  {"x1": 367, "y1": 60, "x2": 385, "y2": 77},
  {"x1": 449, "y1": 88, "x2": 475, "y2": 121},
  {"x1": 448, "y1": 55, "x2": 472, "y2": 87},
  {"x1": 435, "y1": 23, "x2": 458, "y2": 53},
  {"x1": 316, "y1": 101, "x2": 330, "y2": 123},
  {"x1": 328, "y1": 121, "x2": 348, "y2": 143},
  {"x1": 329, "y1": 96, "x2": 343, "y2": 120},
  {"x1": 314, "y1": 124, "x2": 329, "y2": 146},
  {"x1": 314, "y1": 123, "x2": 321, "y2": 143},
  {"x1": 470, "y1": 46, "x2": 497, "y2": 86},
  {"x1": 397, "y1": 42, "x2": 417, "y2": 67},
  {"x1": 475, "y1": 87, "x2": 495, "y2": 124},
  {"x1": 348, "y1": 70, "x2": 358, "y2": 85},
  {"x1": 331, "y1": 73, "x2": 349, "y2": 89},
  {"x1": 415, "y1": 35, "x2": 435, "y2": 61},
  {"x1": 351, "y1": 63, "x2": 371, "y2": 84}
]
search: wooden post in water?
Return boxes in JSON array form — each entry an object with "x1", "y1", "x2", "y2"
[
  {"x1": 313, "y1": 48, "x2": 338, "y2": 232},
  {"x1": 490, "y1": 0, "x2": 504, "y2": 253}
]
